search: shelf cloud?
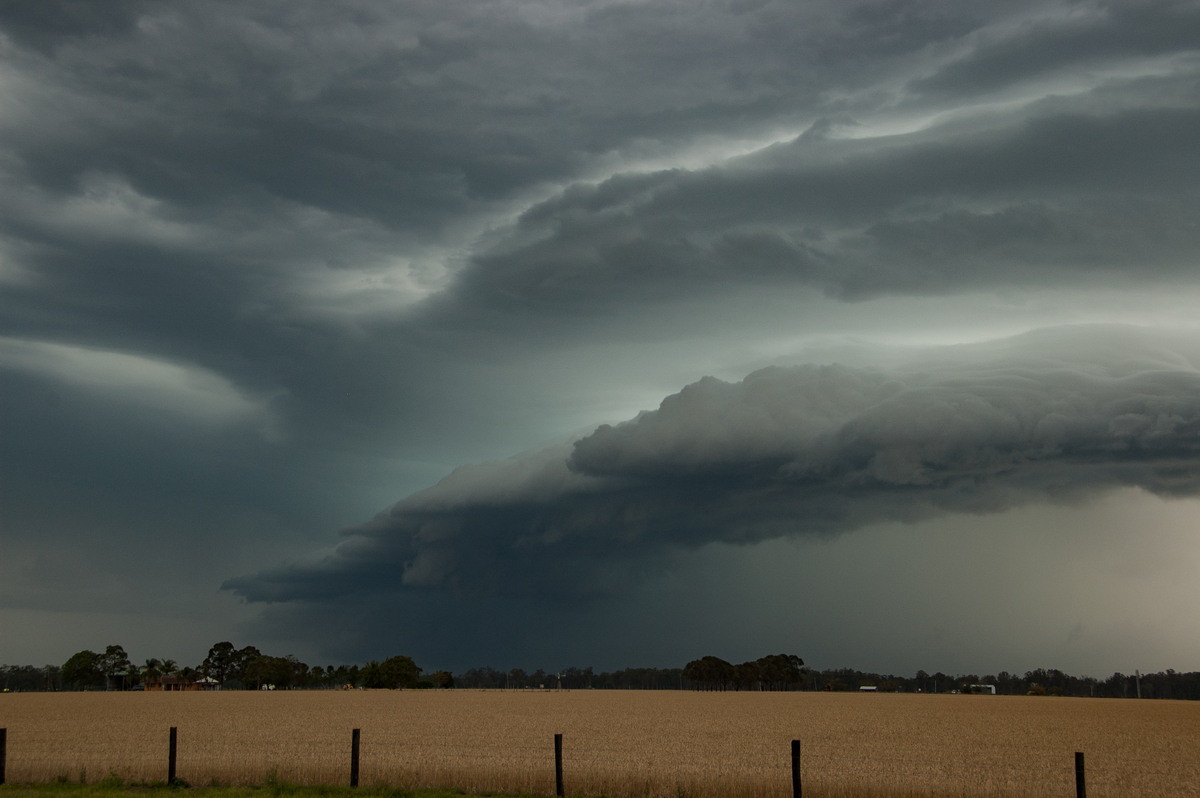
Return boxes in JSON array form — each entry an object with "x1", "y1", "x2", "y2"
[{"x1": 228, "y1": 325, "x2": 1200, "y2": 607}]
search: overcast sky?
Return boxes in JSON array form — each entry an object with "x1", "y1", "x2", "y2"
[{"x1": 3, "y1": 0, "x2": 1199, "y2": 679}]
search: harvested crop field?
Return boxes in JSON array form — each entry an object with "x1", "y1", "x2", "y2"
[{"x1": 1, "y1": 691, "x2": 1196, "y2": 798}]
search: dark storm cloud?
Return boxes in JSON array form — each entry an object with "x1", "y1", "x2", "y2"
[
  {"x1": 0, "y1": 0, "x2": 151, "y2": 51},
  {"x1": 227, "y1": 325, "x2": 1200, "y2": 605},
  {"x1": 0, "y1": 0, "x2": 875, "y2": 399},
  {"x1": 5, "y1": 0, "x2": 1195, "y2": 366},
  {"x1": 908, "y1": 0, "x2": 1200, "y2": 99},
  {"x1": 3, "y1": 0, "x2": 1094, "y2": 505},
  {"x1": 4, "y1": 0, "x2": 1200, "y2": 669},
  {"x1": 0, "y1": 0, "x2": 878, "y2": 237},
  {"x1": 448, "y1": 97, "x2": 1200, "y2": 316}
]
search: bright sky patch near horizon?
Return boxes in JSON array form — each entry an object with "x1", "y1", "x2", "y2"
[{"x1": 2, "y1": 0, "x2": 1199, "y2": 678}]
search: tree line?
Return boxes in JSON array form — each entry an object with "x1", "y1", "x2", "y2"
[
  {"x1": 802, "y1": 666, "x2": 1200, "y2": 699},
  {"x1": 682, "y1": 653, "x2": 806, "y2": 690},
  {"x1": 2, "y1": 643, "x2": 1198, "y2": 700},
  {"x1": 1, "y1": 642, "x2": 441, "y2": 692}
]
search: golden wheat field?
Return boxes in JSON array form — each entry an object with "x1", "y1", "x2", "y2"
[{"x1": 1, "y1": 690, "x2": 1197, "y2": 798}]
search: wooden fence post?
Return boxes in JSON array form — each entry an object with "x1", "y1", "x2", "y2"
[
  {"x1": 167, "y1": 727, "x2": 177, "y2": 786},
  {"x1": 1075, "y1": 752, "x2": 1086, "y2": 798},
  {"x1": 554, "y1": 733, "x2": 564, "y2": 797},
  {"x1": 791, "y1": 740, "x2": 801, "y2": 798},
  {"x1": 350, "y1": 729, "x2": 361, "y2": 788},
  {"x1": 1, "y1": 727, "x2": 7, "y2": 786}
]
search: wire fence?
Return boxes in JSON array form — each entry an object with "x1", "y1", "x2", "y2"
[
  {"x1": 2, "y1": 691, "x2": 1198, "y2": 798},
  {"x1": 3, "y1": 725, "x2": 1199, "y2": 798}
]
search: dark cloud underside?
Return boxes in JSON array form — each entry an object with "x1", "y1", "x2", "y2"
[{"x1": 227, "y1": 326, "x2": 1200, "y2": 607}]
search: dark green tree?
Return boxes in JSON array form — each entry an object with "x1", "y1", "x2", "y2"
[
  {"x1": 333, "y1": 664, "x2": 360, "y2": 687},
  {"x1": 561, "y1": 666, "x2": 594, "y2": 689},
  {"x1": 683, "y1": 656, "x2": 735, "y2": 690},
  {"x1": 96, "y1": 644, "x2": 134, "y2": 690},
  {"x1": 380, "y1": 655, "x2": 421, "y2": 688},
  {"x1": 732, "y1": 661, "x2": 761, "y2": 690},
  {"x1": 62, "y1": 650, "x2": 104, "y2": 690},
  {"x1": 754, "y1": 654, "x2": 805, "y2": 690},
  {"x1": 242, "y1": 654, "x2": 305, "y2": 689},
  {"x1": 1, "y1": 664, "x2": 62, "y2": 691},
  {"x1": 359, "y1": 656, "x2": 421, "y2": 689},
  {"x1": 233, "y1": 646, "x2": 263, "y2": 684},
  {"x1": 461, "y1": 667, "x2": 504, "y2": 688},
  {"x1": 201, "y1": 641, "x2": 238, "y2": 683},
  {"x1": 360, "y1": 660, "x2": 383, "y2": 688},
  {"x1": 142, "y1": 658, "x2": 163, "y2": 686}
]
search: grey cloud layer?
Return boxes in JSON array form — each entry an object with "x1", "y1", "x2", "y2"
[
  {"x1": 4, "y1": 0, "x2": 1199, "y2": 668},
  {"x1": 228, "y1": 325, "x2": 1200, "y2": 604},
  {"x1": 8, "y1": 1, "x2": 1196, "y2": 340},
  {"x1": 4, "y1": 0, "x2": 1195, "y2": 388},
  {"x1": 454, "y1": 98, "x2": 1200, "y2": 316}
]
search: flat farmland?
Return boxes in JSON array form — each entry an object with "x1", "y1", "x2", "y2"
[{"x1": 1, "y1": 691, "x2": 1197, "y2": 798}]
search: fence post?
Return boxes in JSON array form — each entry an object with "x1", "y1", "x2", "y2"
[
  {"x1": 350, "y1": 729, "x2": 361, "y2": 788},
  {"x1": 791, "y1": 740, "x2": 801, "y2": 798},
  {"x1": 167, "y1": 727, "x2": 177, "y2": 786},
  {"x1": 554, "y1": 733, "x2": 564, "y2": 797},
  {"x1": 1075, "y1": 752, "x2": 1086, "y2": 798},
  {"x1": 1, "y1": 727, "x2": 7, "y2": 786}
]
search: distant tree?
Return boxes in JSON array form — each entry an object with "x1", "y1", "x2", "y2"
[
  {"x1": 994, "y1": 671, "x2": 1019, "y2": 695},
  {"x1": 430, "y1": 670, "x2": 454, "y2": 689},
  {"x1": 683, "y1": 656, "x2": 734, "y2": 690},
  {"x1": 201, "y1": 642, "x2": 236, "y2": 682},
  {"x1": 379, "y1": 655, "x2": 421, "y2": 688},
  {"x1": 1, "y1": 664, "x2": 60, "y2": 692},
  {"x1": 62, "y1": 650, "x2": 104, "y2": 690},
  {"x1": 244, "y1": 655, "x2": 281, "y2": 689},
  {"x1": 289, "y1": 656, "x2": 310, "y2": 687},
  {"x1": 234, "y1": 646, "x2": 263, "y2": 683},
  {"x1": 334, "y1": 664, "x2": 360, "y2": 687},
  {"x1": 85, "y1": 645, "x2": 134, "y2": 690},
  {"x1": 200, "y1": 641, "x2": 268, "y2": 686},
  {"x1": 561, "y1": 666, "x2": 594, "y2": 690},
  {"x1": 1025, "y1": 668, "x2": 1067, "y2": 694},
  {"x1": 141, "y1": 658, "x2": 162, "y2": 686},
  {"x1": 242, "y1": 654, "x2": 306, "y2": 690},
  {"x1": 461, "y1": 667, "x2": 504, "y2": 688},
  {"x1": 732, "y1": 661, "x2": 760, "y2": 690},
  {"x1": 201, "y1": 643, "x2": 238, "y2": 676},
  {"x1": 360, "y1": 660, "x2": 383, "y2": 688},
  {"x1": 756, "y1": 654, "x2": 805, "y2": 690}
]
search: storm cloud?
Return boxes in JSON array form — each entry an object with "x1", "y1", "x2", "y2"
[
  {"x1": 449, "y1": 97, "x2": 1200, "y2": 316},
  {"x1": 228, "y1": 325, "x2": 1200, "y2": 605},
  {"x1": 3, "y1": 0, "x2": 1200, "y2": 673}
]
